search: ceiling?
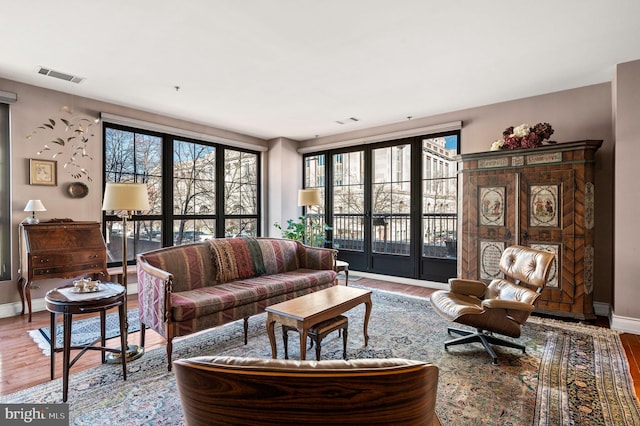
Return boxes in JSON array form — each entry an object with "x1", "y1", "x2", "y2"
[{"x1": 2, "y1": 1, "x2": 640, "y2": 142}]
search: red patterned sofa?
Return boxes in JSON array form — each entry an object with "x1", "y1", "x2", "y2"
[{"x1": 136, "y1": 237, "x2": 337, "y2": 370}]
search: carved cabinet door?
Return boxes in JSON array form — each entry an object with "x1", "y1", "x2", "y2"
[
  {"x1": 461, "y1": 172, "x2": 517, "y2": 282},
  {"x1": 520, "y1": 169, "x2": 576, "y2": 310}
]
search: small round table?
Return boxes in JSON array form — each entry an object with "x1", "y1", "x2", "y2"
[
  {"x1": 335, "y1": 260, "x2": 349, "y2": 286},
  {"x1": 45, "y1": 282, "x2": 128, "y2": 402}
]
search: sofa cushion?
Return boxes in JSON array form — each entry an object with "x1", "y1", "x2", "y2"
[
  {"x1": 208, "y1": 237, "x2": 266, "y2": 283},
  {"x1": 170, "y1": 269, "x2": 336, "y2": 321},
  {"x1": 140, "y1": 243, "x2": 215, "y2": 292},
  {"x1": 257, "y1": 238, "x2": 300, "y2": 275}
]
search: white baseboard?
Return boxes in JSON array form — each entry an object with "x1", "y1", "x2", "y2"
[
  {"x1": 610, "y1": 311, "x2": 640, "y2": 334},
  {"x1": 0, "y1": 283, "x2": 139, "y2": 320},
  {"x1": 348, "y1": 271, "x2": 448, "y2": 290}
]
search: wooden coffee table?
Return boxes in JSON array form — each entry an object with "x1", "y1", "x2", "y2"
[{"x1": 266, "y1": 286, "x2": 372, "y2": 360}]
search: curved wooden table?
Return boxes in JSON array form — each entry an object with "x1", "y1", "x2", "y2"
[{"x1": 266, "y1": 286, "x2": 372, "y2": 360}]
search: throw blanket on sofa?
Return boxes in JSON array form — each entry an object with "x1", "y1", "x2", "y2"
[{"x1": 209, "y1": 237, "x2": 266, "y2": 283}]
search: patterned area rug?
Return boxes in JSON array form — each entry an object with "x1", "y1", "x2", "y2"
[
  {"x1": 5, "y1": 287, "x2": 640, "y2": 425},
  {"x1": 28, "y1": 309, "x2": 141, "y2": 356}
]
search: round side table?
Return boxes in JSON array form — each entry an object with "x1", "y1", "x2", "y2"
[
  {"x1": 335, "y1": 260, "x2": 349, "y2": 286},
  {"x1": 45, "y1": 282, "x2": 128, "y2": 402}
]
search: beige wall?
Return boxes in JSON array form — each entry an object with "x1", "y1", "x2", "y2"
[
  {"x1": 266, "y1": 137, "x2": 303, "y2": 237},
  {"x1": 0, "y1": 76, "x2": 623, "y2": 326},
  {"x1": 612, "y1": 59, "x2": 640, "y2": 328}
]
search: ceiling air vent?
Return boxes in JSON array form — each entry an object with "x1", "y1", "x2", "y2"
[
  {"x1": 37, "y1": 67, "x2": 84, "y2": 84},
  {"x1": 335, "y1": 117, "x2": 360, "y2": 125}
]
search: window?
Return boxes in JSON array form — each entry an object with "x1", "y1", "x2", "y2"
[
  {"x1": 223, "y1": 149, "x2": 259, "y2": 237},
  {"x1": 104, "y1": 123, "x2": 260, "y2": 267},
  {"x1": 0, "y1": 103, "x2": 10, "y2": 280},
  {"x1": 422, "y1": 135, "x2": 458, "y2": 257}
]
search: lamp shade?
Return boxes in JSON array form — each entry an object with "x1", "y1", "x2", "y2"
[
  {"x1": 298, "y1": 188, "x2": 322, "y2": 207},
  {"x1": 102, "y1": 183, "x2": 150, "y2": 211},
  {"x1": 24, "y1": 200, "x2": 46, "y2": 212}
]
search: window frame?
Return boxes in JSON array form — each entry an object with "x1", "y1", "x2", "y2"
[{"x1": 102, "y1": 122, "x2": 261, "y2": 268}]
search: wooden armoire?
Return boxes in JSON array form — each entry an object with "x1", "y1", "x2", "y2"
[{"x1": 458, "y1": 140, "x2": 602, "y2": 320}]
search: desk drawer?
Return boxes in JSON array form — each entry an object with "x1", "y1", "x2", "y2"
[
  {"x1": 32, "y1": 251, "x2": 104, "y2": 266},
  {"x1": 33, "y1": 262, "x2": 106, "y2": 278}
]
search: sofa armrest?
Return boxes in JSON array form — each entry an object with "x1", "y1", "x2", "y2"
[
  {"x1": 296, "y1": 242, "x2": 338, "y2": 270},
  {"x1": 137, "y1": 255, "x2": 173, "y2": 337}
]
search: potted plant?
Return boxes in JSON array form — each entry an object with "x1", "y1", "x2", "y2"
[{"x1": 274, "y1": 216, "x2": 332, "y2": 248}]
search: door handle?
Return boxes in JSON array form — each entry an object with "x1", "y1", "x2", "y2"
[{"x1": 522, "y1": 230, "x2": 529, "y2": 241}]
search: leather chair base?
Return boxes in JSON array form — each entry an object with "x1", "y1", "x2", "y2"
[{"x1": 445, "y1": 327, "x2": 526, "y2": 364}]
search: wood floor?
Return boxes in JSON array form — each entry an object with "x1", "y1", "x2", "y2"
[{"x1": 1, "y1": 277, "x2": 639, "y2": 398}]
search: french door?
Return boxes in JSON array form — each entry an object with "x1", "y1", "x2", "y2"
[{"x1": 308, "y1": 132, "x2": 458, "y2": 282}]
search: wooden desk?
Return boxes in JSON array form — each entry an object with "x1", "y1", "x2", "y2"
[
  {"x1": 18, "y1": 221, "x2": 108, "y2": 322},
  {"x1": 266, "y1": 286, "x2": 372, "y2": 360}
]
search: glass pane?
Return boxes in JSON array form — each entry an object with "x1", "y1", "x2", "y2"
[
  {"x1": 173, "y1": 219, "x2": 216, "y2": 245},
  {"x1": 422, "y1": 135, "x2": 458, "y2": 258},
  {"x1": 371, "y1": 144, "x2": 411, "y2": 255},
  {"x1": 224, "y1": 150, "x2": 258, "y2": 215},
  {"x1": 105, "y1": 128, "x2": 135, "y2": 175},
  {"x1": 105, "y1": 219, "x2": 162, "y2": 263},
  {"x1": 173, "y1": 140, "x2": 216, "y2": 216},
  {"x1": 333, "y1": 151, "x2": 365, "y2": 251},
  {"x1": 305, "y1": 154, "x2": 325, "y2": 188},
  {"x1": 225, "y1": 218, "x2": 257, "y2": 238}
]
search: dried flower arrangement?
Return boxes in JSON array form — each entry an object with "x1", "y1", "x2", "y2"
[{"x1": 491, "y1": 122, "x2": 554, "y2": 150}]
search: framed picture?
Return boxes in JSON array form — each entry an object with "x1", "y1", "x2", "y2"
[{"x1": 29, "y1": 159, "x2": 57, "y2": 186}]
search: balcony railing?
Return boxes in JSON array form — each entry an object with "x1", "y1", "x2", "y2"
[{"x1": 329, "y1": 212, "x2": 457, "y2": 258}]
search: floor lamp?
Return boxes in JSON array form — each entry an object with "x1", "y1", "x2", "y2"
[
  {"x1": 298, "y1": 188, "x2": 322, "y2": 246},
  {"x1": 102, "y1": 182, "x2": 150, "y2": 363}
]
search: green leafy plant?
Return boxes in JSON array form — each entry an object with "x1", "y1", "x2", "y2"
[{"x1": 274, "y1": 216, "x2": 332, "y2": 247}]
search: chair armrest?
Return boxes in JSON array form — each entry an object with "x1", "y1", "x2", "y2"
[
  {"x1": 481, "y1": 299, "x2": 535, "y2": 312},
  {"x1": 137, "y1": 256, "x2": 173, "y2": 337},
  {"x1": 297, "y1": 242, "x2": 338, "y2": 270},
  {"x1": 448, "y1": 278, "x2": 486, "y2": 298},
  {"x1": 481, "y1": 299, "x2": 536, "y2": 324}
]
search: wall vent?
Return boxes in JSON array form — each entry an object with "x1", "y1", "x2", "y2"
[{"x1": 37, "y1": 67, "x2": 84, "y2": 84}]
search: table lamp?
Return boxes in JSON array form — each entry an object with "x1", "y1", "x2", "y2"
[
  {"x1": 102, "y1": 182, "x2": 150, "y2": 362},
  {"x1": 24, "y1": 200, "x2": 46, "y2": 224}
]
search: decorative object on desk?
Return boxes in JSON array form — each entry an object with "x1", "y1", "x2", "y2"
[
  {"x1": 23, "y1": 199, "x2": 46, "y2": 224},
  {"x1": 29, "y1": 158, "x2": 57, "y2": 186},
  {"x1": 491, "y1": 122, "x2": 554, "y2": 150},
  {"x1": 67, "y1": 181, "x2": 89, "y2": 198},
  {"x1": 26, "y1": 106, "x2": 99, "y2": 182},
  {"x1": 71, "y1": 278, "x2": 101, "y2": 293},
  {"x1": 101, "y1": 182, "x2": 150, "y2": 363}
]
